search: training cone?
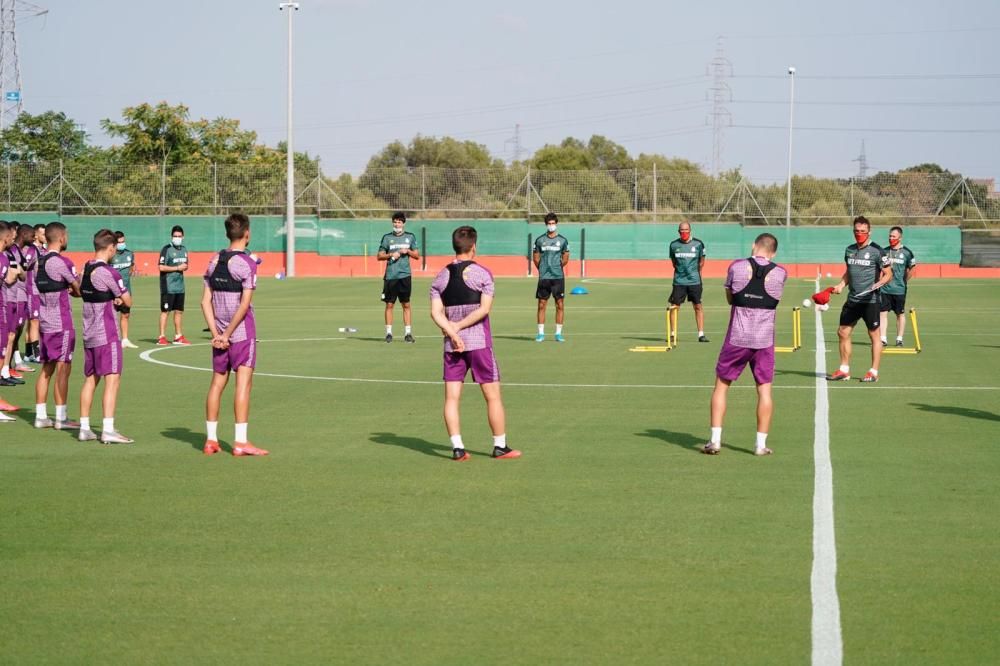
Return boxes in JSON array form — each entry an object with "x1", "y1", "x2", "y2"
[{"x1": 570, "y1": 286, "x2": 589, "y2": 295}]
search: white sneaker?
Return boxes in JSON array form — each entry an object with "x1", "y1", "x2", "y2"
[
  {"x1": 754, "y1": 447, "x2": 773, "y2": 456},
  {"x1": 702, "y1": 442, "x2": 721, "y2": 455},
  {"x1": 880, "y1": 338, "x2": 888, "y2": 346},
  {"x1": 78, "y1": 429, "x2": 98, "y2": 442},
  {"x1": 101, "y1": 430, "x2": 134, "y2": 444},
  {"x1": 121, "y1": 338, "x2": 139, "y2": 349},
  {"x1": 34, "y1": 417, "x2": 54, "y2": 429},
  {"x1": 0, "y1": 412, "x2": 15, "y2": 422}
]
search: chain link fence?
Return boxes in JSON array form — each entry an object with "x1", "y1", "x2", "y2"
[{"x1": 3, "y1": 161, "x2": 997, "y2": 226}]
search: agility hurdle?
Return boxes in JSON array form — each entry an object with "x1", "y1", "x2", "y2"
[
  {"x1": 775, "y1": 307, "x2": 802, "y2": 353},
  {"x1": 629, "y1": 305, "x2": 679, "y2": 352},
  {"x1": 881, "y1": 308, "x2": 922, "y2": 354}
]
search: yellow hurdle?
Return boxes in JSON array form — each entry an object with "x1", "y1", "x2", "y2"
[
  {"x1": 775, "y1": 307, "x2": 802, "y2": 353},
  {"x1": 882, "y1": 308, "x2": 921, "y2": 355},
  {"x1": 629, "y1": 305, "x2": 678, "y2": 353}
]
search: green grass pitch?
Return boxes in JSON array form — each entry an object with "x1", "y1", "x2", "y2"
[{"x1": 1, "y1": 275, "x2": 998, "y2": 664}]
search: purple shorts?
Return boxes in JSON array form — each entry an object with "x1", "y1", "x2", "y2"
[
  {"x1": 3, "y1": 300, "x2": 19, "y2": 329},
  {"x1": 28, "y1": 294, "x2": 40, "y2": 320},
  {"x1": 212, "y1": 337, "x2": 256, "y2": 374},
  {"x1": 13, "y1": 301, "x2": 27, "y2": 328},
  {"x1": 443, "y1": 348, "x2": 500, "y2": 384},
  {"x1": 84, "y1": 341, "x2": 123, "y2": 377},
  {"x1": 715, "y1": 340, "x2": 775, "y2": 385},
  {"x1": 40, "y1": 329, "x2": 76, "y2": 364}
]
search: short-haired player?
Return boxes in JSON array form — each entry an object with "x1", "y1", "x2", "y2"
[
  {"x1": 377, "y1": 212, "x2": 420, "y2": 343},
  {"x1": 533, "y1": 212, "x2": 570, "y2": 342},
  {"x1": 879, "y1": 226, "x2": 916, "y2": 347},
  {"x1": 111, "y1": 230, "x2": 138, "y2": 349},
  {"x1": 669, "y1": 220, "x2": 709, "y2": 342}
]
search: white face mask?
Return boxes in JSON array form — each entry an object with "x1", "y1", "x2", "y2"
[
  {"x1": 117, "y1": 243, "x2": 126, "y2": 251},
  {"x1": 171, "y1": 237, "x2": 183, "y2": 247},
  {"x1": 546, "y1": 224, "x2": 557, "y2": 233},
  {"x1": 392, "y1": 224, "x2": 405, "y2": 234}
]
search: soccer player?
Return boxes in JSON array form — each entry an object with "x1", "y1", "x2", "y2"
[
  {"x1": 879, "y1": 226, "x2": 916, "y2": 347},
  {"x1": 24, "y1": 223, "x2": 47, "y2": 362},
  {"x1": 201, "y1": 213, "x2": 267, "y2": 457},
  {"x1": 0, "y1": 221, "x2": 24, "y2": 419},
  {"x1": 827, "y1": 216, "x2": 893, "y2": 383},
  {"x1": 7, "y1": 223, "x2": 37, "y2": 375},
  {"x1": 111, "y1": 230, "x2": 138, "y2": 349},
  {"x1": 34, "y1": 221, "x2": 82, "y2": 430},
  {"x1": 377, "y1": 211, "x2": 420, "y2": 343},
  {"x1": 77, "y1": 229, "x2": 134, "y2": 444},
  {"x1": 703, "y1": 233, "x2": 786, "y2": 456},
  {"x1": 157, "y1": 225, "x2": 190, "y2": 346},
  {"x1": 430, "y1": 225, "x2": 520, "y2": 462},
  {"x1": 668, "y1": 220, "x2": 709, "y2": 342},
  {"x1": 533, "y1": 212, "x2": 570, "y2": 342},
  {"x1": 2, "y1": 222, "x2": 27, "y2": 385}
]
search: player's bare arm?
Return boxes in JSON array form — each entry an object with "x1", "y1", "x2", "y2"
[
  {"x1": 532, "y1": 251, "x2": 541, "y2": 270},
  {"x1": 200, "y1": 284, "x2": 220, "y2": 339},
  {"x1": 68, "y1": 280, "x2": 82, "y2": 298},
  {"x1": 430, "y1": 298, "x2": 464, "y2": 351},
  {"x1": 452, "y1": 294, "x2": 493, "y2": 332},
  {"x1": 561, "y1": 250, "x2": 570, "y2": 268},
  {"x1": 376, "y1": 248, "x2": 392, "y2": 262},
  {"x1": 219, "y1": 289, "x2": 254, "y2": 347}
]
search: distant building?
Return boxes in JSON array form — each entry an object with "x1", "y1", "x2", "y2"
[{"x1": 970, "y1": 178, "x2": 1000, "y2": 199}]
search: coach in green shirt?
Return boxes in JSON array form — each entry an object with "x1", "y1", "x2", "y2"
[
  {"x1": 157, "y1": 225, "x2": 190, "y2": 346},
  {"x1": 668, "y1": 220, "x2": 709, "y2": 342},
  {"x1": 879, "y1": 225, "x2": 917, "y2": 347}
]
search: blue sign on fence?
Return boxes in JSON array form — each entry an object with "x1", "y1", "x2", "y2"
[{"x1": 4, "y1": 91, "x2": 21, "y2": 102}]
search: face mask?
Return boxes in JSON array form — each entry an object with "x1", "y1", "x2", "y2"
[
  {"x1": 117, "y1": 243, "x2": 126, "y2": 251},
  {"x1": 679, "y1": 231, "x2": 691, "y2": 242},
  {"x1": 392, "y1": 224, "x2": 404, "y2": 235},
  {"x1": 854, "y1": 231, "x2": 869, "y2": 244},
  {"x1": 888, "y1": 238, "x2": 900, "y2": 248},
  {"x1": 171, "y1": 237, "x2": 183, "y2": 247},
  {"x1": 546, "y1": 224, "x2": 557, "y2": 233}
]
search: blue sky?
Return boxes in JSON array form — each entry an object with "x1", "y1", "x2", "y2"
[{"x1": 14, "y1": 0, "x2": 1000, "y2": 181}]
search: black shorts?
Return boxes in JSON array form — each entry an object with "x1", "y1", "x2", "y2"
[
  {"x1": 669, "y1": 283, "x2": 703, "y2": 306},
  {"x1": 839, "y1": 300, "x2": 880, "y2": 331},
  {"x1": 160, "y1": 292, "x2": 185, "y2": 312},
  {"x1": 880, "y1": 293, "x2": 906, "y2": 315},
  {"x1": 382, "y1": 277, "x2": 412, "y2": 304},
  {"x1": 536, "y1": 278, "x2": 565, "y2": 301}
]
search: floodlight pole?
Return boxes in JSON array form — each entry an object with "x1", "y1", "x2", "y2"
[
  {"x1": 785, "y1": 66, "x2": 796, "y2": 229},
  {"x1": 280, "y1": 2, "x2": 300, "y2": 277}
]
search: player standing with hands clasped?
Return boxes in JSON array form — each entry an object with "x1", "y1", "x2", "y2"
[
  {"x1": 879, "y1": 226, "x2": 916, "y2": 347},
  {"x1": 669, "y1": 220, "x2": 709, "y2": 342},
  {"x1": 430, "y1": 226, "x2": 520, "y2": 462},
  {"x1": 158, "y1": 225, "x2": 190, "y2": 346},
  {"x1": 377, "y1": 212, "x2": 420, "y2": 343},
  {"x1": 533, "y1": 212, "x2": 570, "y2": 342},
  {"x1": 201, "y1": 214, "x2": 267, "y2": 457},
  {"x1": 827, "y1": 216, "x2": 893, "y2": 383},
  {"x1": 703, "y1": 233, "x2": 786, "y2": 456}
]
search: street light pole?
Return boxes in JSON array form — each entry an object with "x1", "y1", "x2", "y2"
[
  {"x1": 785, "y1": 66, "x2": 796, "y2": 229},
  {"x1": 280, "y1": 2, "x2": 299, "y2": 277}
]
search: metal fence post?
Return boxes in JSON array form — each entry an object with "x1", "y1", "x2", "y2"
[
  {"x1": 213, "y1": 163, "x2": 219, "y2": 215},
  {"x1": 316, "y1": 166, "x2": 322, "y2": 215},
  {"x1": 421, "y1": 226, "x2": 427, "y2": 271},
  {"x1": 160, "y1": 160, "x2": 167, "y2": 215},
  {"x1": 652, "y1": 163, "x2": 657, "y2": 222},
  {"x1": 580, "y1": 227, "x2": 586, "y2": 278},
  {"x1": 421, "y1": 165, "x2": 426, "y2": 212},
  {"x1": 850, "y1": 178, "x2": 854, "y2": 217},
  {"x1": 5, "y1": 161, "x2": 10, "y2": 209},
  {"x1": 58, "y1": 159, "x2": 64, "y2": 217},
  {"x1": 633, "y1": 168, "x2": 638, "y2": 213},
  {"x1": 526, "y1": 166, "x2": 532, "y2": 219}
]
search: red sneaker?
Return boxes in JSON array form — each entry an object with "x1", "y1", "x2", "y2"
[
  {"x1": 172, "y1": 335, "x2": 191, "y2": 345},
  {"x1": 860, "y1": 371, "x2": 879, "y2": 383},
  {"x1": 0, "y1": 400, "x2": 19, "y2": 412},
  {"x1": 14, "y1": 364, "x2": 34, "y2": 373},
  {"x1": 826, "y1": 369, "x2": 850, "y2": 381},
  {"x1": 491, "y1": 446, "x2": 522, "y2": 459},
  {"x1": 156, "y1": 336, "x2": 170, "y2": 346},
  {"x1": 203, "y1": 439, "x2": 221, "y2": 456},
  {"x1": 233, "y1": 443, "x2": 269, "y2": 456},
  {"x1": 9, "y1": 369, "x2": 23, "y2": 379}
]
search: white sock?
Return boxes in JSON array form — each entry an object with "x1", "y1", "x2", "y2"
[
  {"x1": 755, "y1": 432, "x2": 768, "y2": 449},
  {"x1": 55, "y1": 404, "x2": 67, "y2": 421},
  {"x1": 555, "y1": 324, "x2": 563, "y2": 335},
  {"x1": 80, "y1": 417, "x2": 90, "y2": 431},
  {"x1": 493, "y1": 434, "x2": 507, "y2": 449},
  {"x1": 206, "y1": 421, "x2": 218, "y2": 441},
  {"x1": 880, "y1": 337, "x2": 887, "y2": 345},
  {"x1": 404, "y1": 325, "x2": 412, "y2": 335},
  {"x1": 36, "y1": 404, "x2": 47, "y2": 420},
  {"x1": 538, "y1": 324, "x2": 544, "y2": 335},
  {"x1": 386, "y1": 325, "x2": 392, "y2": 335},
  {"x1": 839, "y1": 364, "x2": 850, "y2": 374},
  {"x1": 698, "y1": 330, "x2": 705, "y2": 337},
  {"x1": 0, "y1": 366, "x2": 9, "y2": 379},
  {"x1": 710, "y1": 427, "x2": 722, "y2": 445},
  {"x1": 235, "y1": 423, "x2": 248, "y2": 444},
  {"x1": 13, "y1": 351, "x2": 22, "y2": 365},
  {"x1": 869, "y1": 368, "x2": 878, "y2": 377},
  {"x1": 450, "y1": 434, "x2": 464, "y2": 449},
  {"x1": 103, "y1": 417, "x2": 114, "y2": 433},
  {"x1": 896, "y1": 336, "x2": 903, "y2": 342}
]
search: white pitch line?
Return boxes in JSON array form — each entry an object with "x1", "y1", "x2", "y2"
[{"x1": 811, "y1": 285, "x2": 843, "y2": 665}]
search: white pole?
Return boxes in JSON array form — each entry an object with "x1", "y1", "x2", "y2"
[
  {"x1": 785, "y1": 66, "x2": 796, "y2": 229},
  {"x1": 280, "y1": 3, "x2": 300, "y2": 277}
]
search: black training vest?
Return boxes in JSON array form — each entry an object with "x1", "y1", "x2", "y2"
[
  {"x1": 5, "y1": 245, "x2": 22, "y2": 271},
  {"x1": 208, "y1": 250, "x2": 245, "y2": 293},
  {"x1": 441, "y1": 261, "x2": 481, "y2": 307},
  {"x1": 35, "y1": 253, "x2": 69, "y2": 293},
  {"x1": 81, "y1": 262, "x2": 115, "y2": 303},
  {"x1": 731, "y1": 258, "x2": 780, "y2": 310}
]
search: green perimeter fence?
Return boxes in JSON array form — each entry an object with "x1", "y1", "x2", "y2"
[{"x1": 0, "y1": 214, "x2": 962, "y2": 264}]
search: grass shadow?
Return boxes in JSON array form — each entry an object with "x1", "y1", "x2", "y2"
[
  {"x1": 369, "y1": 431, "x2": 489, "y2": 458},
  {"x1": 494, "y1": 335, "x2": 539, "y2": 343},
  {"x1": 774, "y1": 369, "x2": 824, "y2": 379},
  {"x1": 161, "y1": 426, "x2": 229, "y2": 453},
  {"x1": 637, "y1": 428, "x2": 757, "y2": 456},
  {"x1": 909, "y1": 403, "x2": 1000, "y2": 423}
]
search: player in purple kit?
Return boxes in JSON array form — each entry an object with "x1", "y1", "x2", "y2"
[
  {"x1": 703, "y1": 233, "x2": 786, "y2": 456},
  {"x1": 24, "y1": 223, "x2": 47, "y2": 362},
  {"x1": 429, "y1": 225, "x2": 519, "y2": 461},
  {"x1": 0, "y1": 220, "x2": 23, "y2": 419},
  {"x1": 200, "y1": 213, "x2": 267, "y2": 457},
  {"x1": 7, "y1": 224, "x2": 38, "y2": 375},
  {"x1": 2, "y1": 222, "x2": 28, "y2": 385},
  {"x1": 34, "y1": 222, "x2": 83, "y2": 430},
  {"x1": 77, "y1": 229, "x2": 134, "y2": 444}
]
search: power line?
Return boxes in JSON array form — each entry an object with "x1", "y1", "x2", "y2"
[
  {"x1": 733, "y1": 124, "x2": 1000, "y2": 134},
  {"x1": 733, "y1": 73, "x2": 1000, "y2": 80},
  {"x1": 732, "y1": 99, "x2": 1000, "y2": 108}
]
